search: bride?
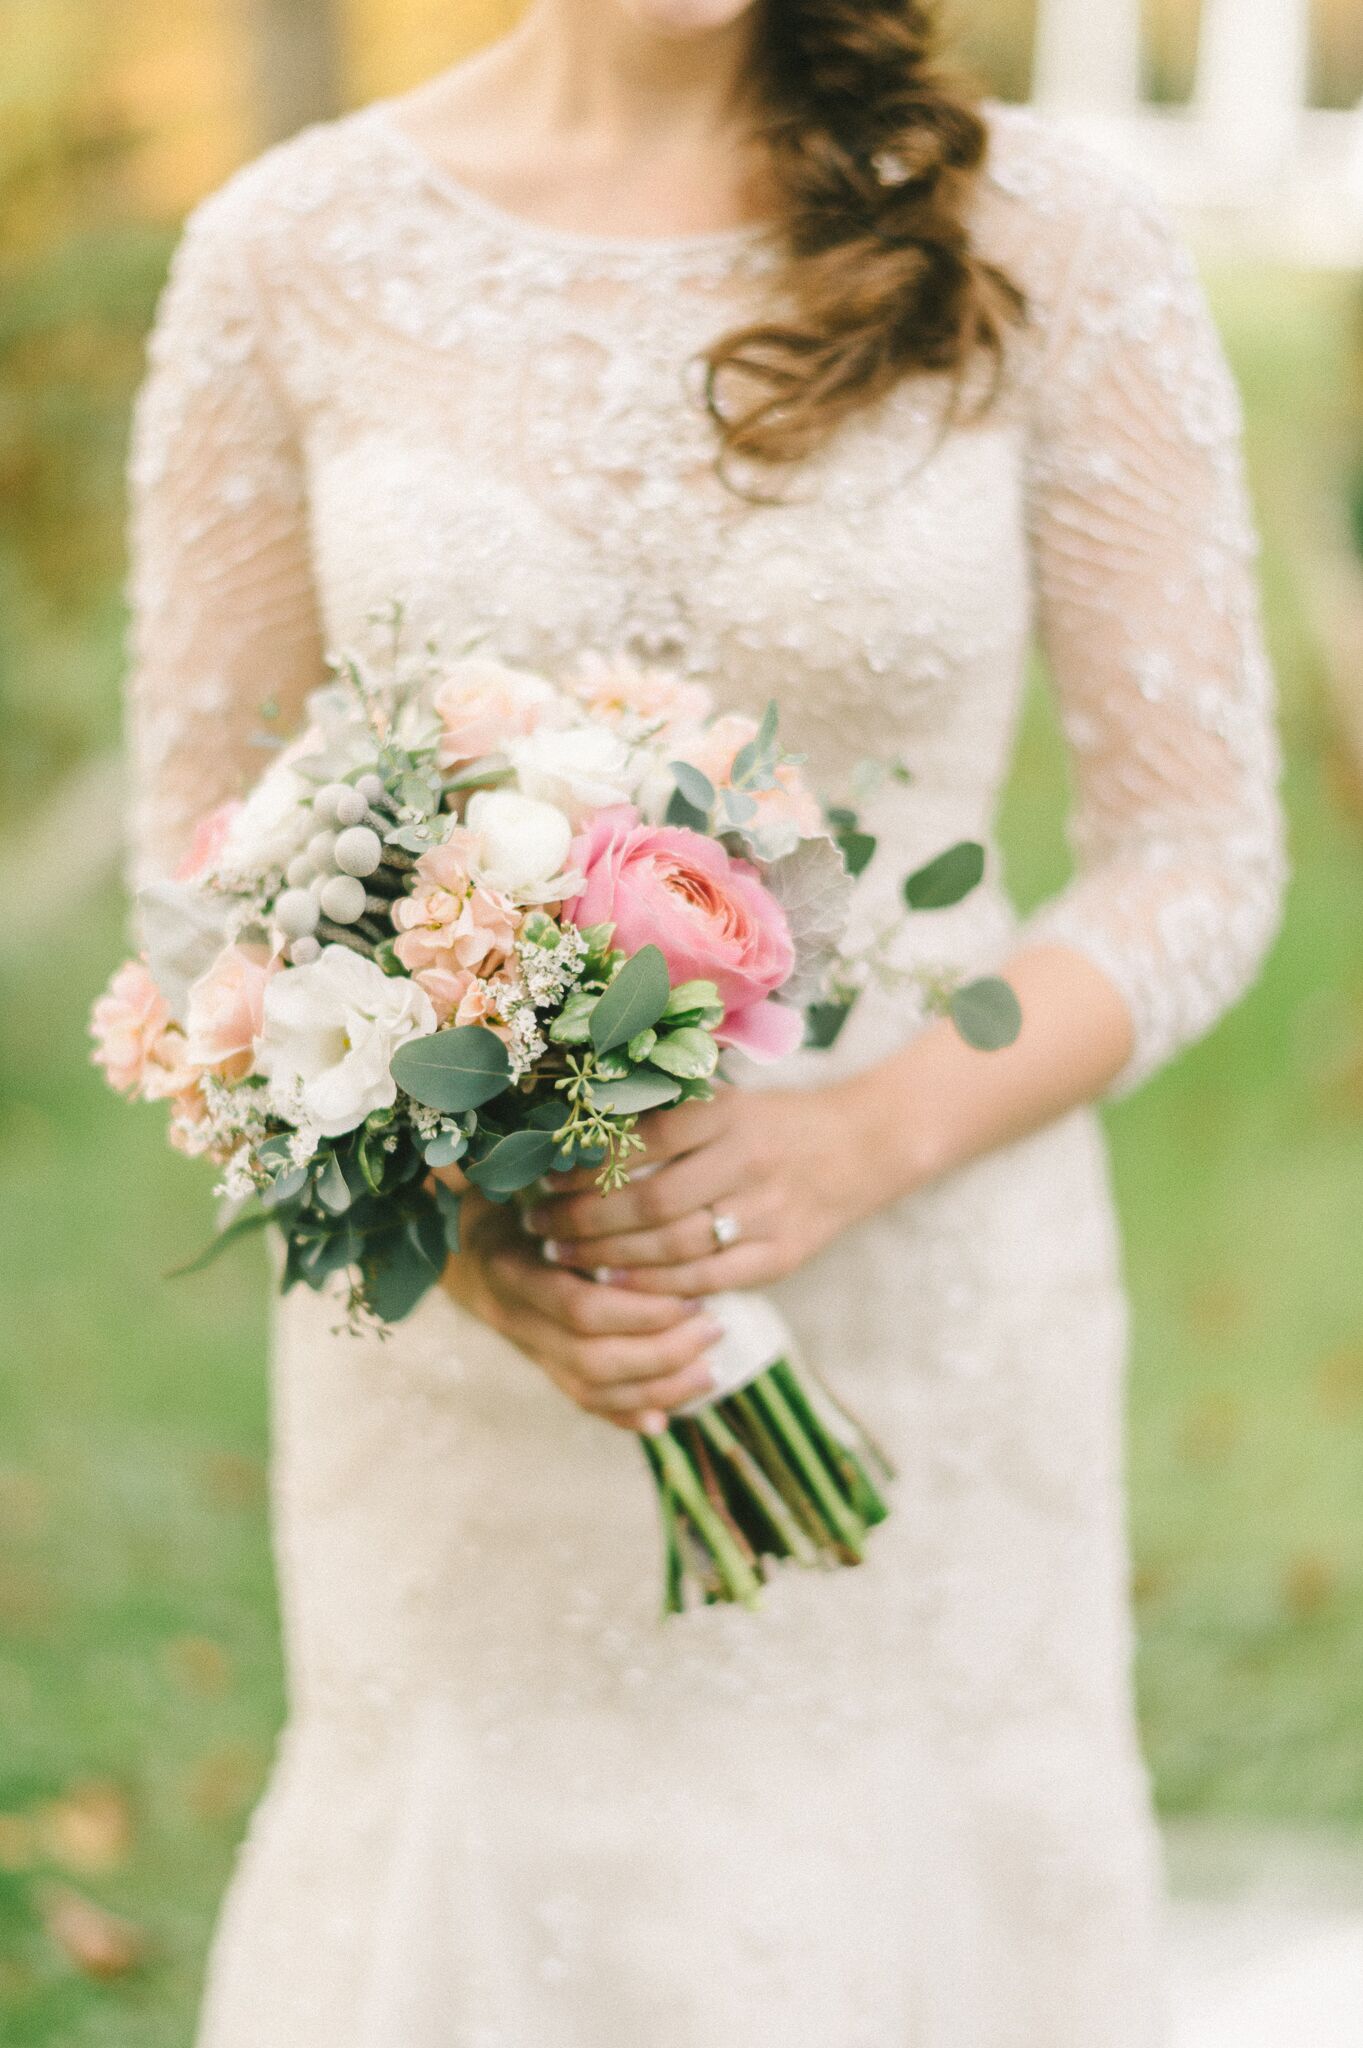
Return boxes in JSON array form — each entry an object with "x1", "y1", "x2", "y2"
[{"x1": 125, "y1": 0, "x2": 1285, "y2": 2041}]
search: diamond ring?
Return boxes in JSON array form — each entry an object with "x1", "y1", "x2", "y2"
[{"x1": 708, "y1": 1208, "x2": 741, "y2": 1250}]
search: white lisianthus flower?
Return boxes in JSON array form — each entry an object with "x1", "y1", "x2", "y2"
[
  {"x1": 135, "y1": 880, "x2": 234, "y2": 1023},
  {"x1": 466, "y1": 788, "x2": 574, "y2": 896},
  {"x1": 256, "y1": 946, "x2": 437, "y2": 1139},
  {"x1": 511, "y1": 723, "x2": 639, "y2": 822},
  {"x1": 218, "y1": 759, "x2": 314, "y2": 879}
]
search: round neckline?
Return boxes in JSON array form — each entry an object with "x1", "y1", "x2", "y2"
[{"x1": 366, "y1": 103, "x2": 771, "y2": 259}]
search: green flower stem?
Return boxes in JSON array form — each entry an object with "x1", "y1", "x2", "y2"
[
  {"x1": 696, "y1": 1405, "x2": 821, "y2": 1567},
  {"x1": 750, "y1": 1373, "x2": 869, "y2": 1563},
  {"x1": 729, "y1": 1388, "x2": 837, "y2": 1552},
  {"x1": 680, "y1": 1420, "x2": 761, "y2": 1568},
  {"x1": 642, "y1": 1436, "x2": 686, "y2": 1617},
  {"x1": 651, "y1": 1428, "x2": 763, "y2": 1610},
  {"x1": 770, "y1": 1361, "x2": 892, "y2": 1525}
]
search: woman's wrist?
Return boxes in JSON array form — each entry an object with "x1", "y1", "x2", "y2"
[{"x1": 826, "y1": 1059, "x2": 945, "y2": 1225}]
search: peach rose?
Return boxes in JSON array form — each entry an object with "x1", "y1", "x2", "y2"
[
  {"x1": 183, "y1": 944, "x2": 278, "y2": 1081},
  {"x1": 563, "y1": 807, "x2": 802, "y2": 1062},
  {"x1": 91, "y1": 960, "x2": 184, "y2": 1097},
  {"x1": 677, "y1": 714, "x2": 823, "y2": 838},
  {"x1": 570, "y1": 653, "x2": 714, "y2": 741},
  {"x1": 432, "y1": 658, "x2": 559, "y2": 769}
]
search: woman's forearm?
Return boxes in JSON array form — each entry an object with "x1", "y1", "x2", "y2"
[{"x1": 842, "y1": 943, "x2": 1136, "y2": 1212}]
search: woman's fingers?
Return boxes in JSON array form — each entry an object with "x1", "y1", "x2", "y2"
[
  {"x1": 527, "y1": 1136, "x2": 745, "y2": 1245},
  {"x1": 546, "y1": 1097, "x2": 732, "y2": 1194},
  {"x1": 608, "y1": 1239, "x2": 775, "y2": 1298},
  {"x1": 488, "y1": 1248, "x2": 695, "y2": 1335},
  {"x1": 486, "y1": 1271, "x2": 719, "y2": 1419}
]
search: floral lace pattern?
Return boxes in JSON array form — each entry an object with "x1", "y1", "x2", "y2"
[{"x1": 123, "y1": 99, "x2": 1280, "y2": 2048}]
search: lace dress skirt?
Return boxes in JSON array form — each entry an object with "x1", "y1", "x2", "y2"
[{"x1": 194, "y1": 973, "x2": 1168, "y2": 2048}]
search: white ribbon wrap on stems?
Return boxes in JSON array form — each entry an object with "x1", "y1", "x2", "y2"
[{"x1": 674, "y1": 1289, "x2": 798, "y2": 1416}]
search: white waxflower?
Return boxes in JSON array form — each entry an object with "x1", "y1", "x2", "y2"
[
  {"x1": 255, "y1": 945, "x2": 437, "y2": 1139},
  {"x1": 510, "y1": 723, "x2": 640, "y2": 822},
  {"x1": 466, "y1": 788, "x2": 574, "y2": 895}
]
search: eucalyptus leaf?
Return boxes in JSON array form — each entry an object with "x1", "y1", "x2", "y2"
[
  {"x1": 391, "y1": 1026, "x2": 512, "y2": 1111},
  {"x1": 261, "y1": 1165, "x2": 308, "y2": 1209},
  {"x1": 948, "y1": 976, "x2": 1022, "y2": 1051},
  {"x1": 669, "y1": 761, "x2": 715, "y2": 812},
  {"x1": 423, "y1": 1129, "x2": 468, "y2": 1169},
  {"x1": 433, "y1": 1178, "x2": 463, "y2": 1253},
  {"x1": 589, "y1": 1072, "x2": 682, "y2": 1116},
  {"x1": 903, "y1": 840, "x2": 985, "y2": 911},
  {"x1": 589, "y1": 945, "x2": 671, "y2": 1055},
  {"x1": 364, "y1": 1228, "x2": 441, "y2": 1322},
  {"x1": 664, "y1": 788, "x2": 709, "y2": 833},
  {"x1": 805, "y1": 1000, "x2": 853, "y2": 1051},
  {"x1": 837, "y1": 830, "x2": 877, "y2": 879},
  {"x1": 405, "y1": 1199, "x2": 448, "y2": 1275},
  {"x1": 314, "y1": 1151, "x2": 353, "y2": 1215},
  {"x1": 720, "y1": 787, "x2": 757, "y2": 826},
  {"x1": 467, "y1": 1128, "x2": 561, "y2": 1197}
]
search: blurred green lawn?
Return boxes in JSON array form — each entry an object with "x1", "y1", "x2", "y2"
[{"x1": 0, "y1": 266, "x2": 1361, "y2": 2041}]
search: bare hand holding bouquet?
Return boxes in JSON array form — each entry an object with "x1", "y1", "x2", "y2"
[{"x1": 93, "y1": 616, "x2": 1019, "y2": 1613}]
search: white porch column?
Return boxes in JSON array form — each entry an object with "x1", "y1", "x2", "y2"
[
  {"x1": 1194, "y1": 0, "x2": 1312, "y2": 193},
  {"x1": 1031, "y1": 0, "x2": 1144, "y2": 117}
]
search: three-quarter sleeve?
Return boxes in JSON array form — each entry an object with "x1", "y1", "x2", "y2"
[
  {"x1": 1017, "y1": 180, "x2": 1286, "y2": 1093},
  {"x1": 125, "y1": 180, "x2": 323, "y2": 889}
]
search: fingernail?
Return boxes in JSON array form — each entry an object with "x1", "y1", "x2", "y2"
[
  {"x1": 639, "y1": 1411, "x2": 668, "y2": 1437},
  {"x1": 697, "y1": 1317, "x2": 724, "y2": 1342},
  {"x1": 541, "y1": 1240, "x2": 562, "y2": 1265}
]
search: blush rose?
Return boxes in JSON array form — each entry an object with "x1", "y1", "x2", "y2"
[{"x1": 562, "y1": 806, "x2": 802, "y2": 1062}]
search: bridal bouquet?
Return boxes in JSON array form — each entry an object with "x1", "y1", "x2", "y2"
[{"x1": 93, "y1": 614, "x2": 1018, "y2": 1613}]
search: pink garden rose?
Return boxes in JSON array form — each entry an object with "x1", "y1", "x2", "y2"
[
  {"x1": 91, "y1": 959, "x2": 193, "y2": 1098},
  {"x1": 563, "y1": 807, "x2": 802, "y2": 1062},
  {"x1": 183, "y1": 944, "x2": 279, "y2": 1081}
]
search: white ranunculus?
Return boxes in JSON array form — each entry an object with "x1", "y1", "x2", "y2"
[
  {"x1": 218, "y1": 759, "x2": 314, "y2": 879},
  {"x1": 510, "y1": 723, "x2": 640, "y2": 822},
  {"x1": 135, "y1": 880, "x2": 234, "y2": 1023},
  {"x1": 256, "y1": 945, "x2": 437, "y2": 1138},
  {"x1": 465, "y1": 788, "x2": 573, "y2": 895}
]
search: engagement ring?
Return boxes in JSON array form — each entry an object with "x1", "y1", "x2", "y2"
[{"x1": 708, "y1": 1208, "x2": 741, "y2": 1250}]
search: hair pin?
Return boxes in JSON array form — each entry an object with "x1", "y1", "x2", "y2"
[{"x1": 871, "y1": 149, "x2": 912, "y2": 189}]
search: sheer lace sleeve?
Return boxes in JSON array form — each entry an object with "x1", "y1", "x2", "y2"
[
  {"x1": 1017, "y1": 178, "x2": 1286, "y2": 1093},
  {"x1": 125, "y1": 175, "x2": 322, "y2": 889}
]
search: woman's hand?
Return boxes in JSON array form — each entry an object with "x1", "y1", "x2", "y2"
[
  {"x1": 438, "y1": 1180, "x2": 722, "y2": 1434},
  {"x1": 523, "y1": 1086, "x2": 878, "y2": 1299}
]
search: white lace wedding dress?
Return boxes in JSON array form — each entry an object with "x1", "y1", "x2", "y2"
[{"x1": 125, "y1": 95, "x2": 1284, "y2": 2048}]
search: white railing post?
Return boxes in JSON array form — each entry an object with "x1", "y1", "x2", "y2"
[
  {"x1": 1193, "y1": 0, "x2": 1312, "y2": 194},
  {"x1": 1031, "y1": 0, "x2": 1144, "y2": 119}
]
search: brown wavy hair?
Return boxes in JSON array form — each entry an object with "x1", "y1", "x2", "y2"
[{"x1": 706, "y1": 0, "x2": 1023, "y2": 473}]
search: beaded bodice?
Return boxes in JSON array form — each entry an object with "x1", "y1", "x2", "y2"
[{"x1": 126, "y1": 98, "x2": 1283, "y2": 1091}]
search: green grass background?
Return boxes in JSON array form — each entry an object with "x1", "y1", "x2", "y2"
[{"x1": 0, "y1": 267, "x2": 1361, "y2": 2041}]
